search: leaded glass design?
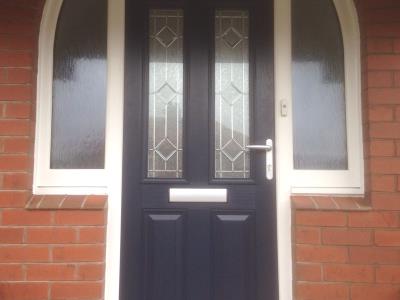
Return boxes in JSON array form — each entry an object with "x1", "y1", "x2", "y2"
[
  {"x1": 215, "y1": 10, "x2": 250, "y2": 179},
  {"x1": 148, "y1": 10, "x2": 184, "y2": 178}
]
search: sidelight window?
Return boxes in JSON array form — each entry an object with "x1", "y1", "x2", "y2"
[
  {"x1": 290, "y1": 0, "x2": 363, "y2": 193},
  {"x1": 51, "y1": 0, "x2": 107, "y2": 169},
  {"x1": 292, "y1": 0, "x2": 347, "y2": 170},
  {"x1": 34, "y1": 0, "x2": 108, "y2": 192}
]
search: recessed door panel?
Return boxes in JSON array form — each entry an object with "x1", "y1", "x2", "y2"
[
  {"x1": 212, "y1": 213, "x2": 256, "y2": 300},
  {"x1": 144, "y1": 212, "x2": 185, "y2": 300}
]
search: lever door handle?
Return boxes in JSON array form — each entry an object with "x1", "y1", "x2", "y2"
[
  {"x1": 246, "y1": 139, "x2": 273, "y2": 180},
  {"x1": 246, "y1": 144, "x2": 272, "y2": 151}
]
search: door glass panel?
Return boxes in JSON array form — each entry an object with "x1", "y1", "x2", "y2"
[
  {"x1": 215, "y1": 10, "x2": 250, "y2": 179},
  {"x1": 51, "y1": 0, "x2": 107, "y2": 169},
  {"x1": 148, "y1": 9, "x2": 184, "y2": 178},
  {"x1": 292, "y1": 0, "x2": 348, "y2": 170}
]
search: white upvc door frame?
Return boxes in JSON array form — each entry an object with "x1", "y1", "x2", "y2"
[
  {"x1": 104, "y1": 0, "x2": 125, "y2": 298},
  {"x1": 274, "y1": 0, "x2": 294, "y2": 299}
]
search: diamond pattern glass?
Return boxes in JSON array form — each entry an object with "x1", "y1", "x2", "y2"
[
  {"x1": 215, "y1": 10, "x2": 250, "y2": 179},
  {"x1": 148, "y1": 10, "x2": 183, "y2": 178}
]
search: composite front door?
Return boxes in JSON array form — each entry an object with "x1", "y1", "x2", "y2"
[{"x1": 121, "y1": 0, "x2": 277, "y2": 299}]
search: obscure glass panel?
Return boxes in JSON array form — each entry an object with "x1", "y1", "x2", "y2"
[
  {"x1": 215, "y1": 10, "x2": 250, "y2": 179},
  {"x1": 148, "y1": 10, "x2": 184, "y2": 178},
  {"x1": 51, "y1": 0, "x2": 107, "y2": 169},
  {"x1": 292, "y1": 0, "x2": 348, "y2": 170}
]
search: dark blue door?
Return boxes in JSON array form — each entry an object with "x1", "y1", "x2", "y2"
[{"x1": 121, "y1": 0, "x2": 278, "y2": 299}]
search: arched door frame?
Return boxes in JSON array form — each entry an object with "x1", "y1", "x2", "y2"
[{"x1": 36, "y1": 0, "x2": 361, "y2": 299}]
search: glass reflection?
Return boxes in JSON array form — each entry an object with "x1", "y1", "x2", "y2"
[
  {"x1": 51, "y1": 0, "x2": 107, "y2": 169},
  {"x1": 292, "y1": 0, "x2": 348, "y2": 170}
]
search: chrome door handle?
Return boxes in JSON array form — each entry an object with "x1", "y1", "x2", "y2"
[
  {"x1": 246, "y1": 139, "x2": 273, "y2": 180},
  {"x1": 246, "y1": 144, "x2": 272, "y2": 151}
]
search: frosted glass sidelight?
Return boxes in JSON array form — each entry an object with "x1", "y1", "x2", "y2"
[
  {"x1": 292, "y1": 0, "x2": 348, "y2": 170},
  {"x1": 148, "y1": 10, "x2": 184, "y2": 178},
  {"x1": 215, "y1": 10, "x2": 250, "y2": 179},
  {"x1": 51, "y1": 0, "x2": 107, "y2": 169}
]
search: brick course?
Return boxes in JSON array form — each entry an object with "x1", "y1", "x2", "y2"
[{"x1": 0, "y1": 0, "x2": 399, "y2": 300}]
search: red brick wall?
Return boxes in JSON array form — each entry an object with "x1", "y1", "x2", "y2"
[
  {"x1": 0, "y1": 1, "x2": 107, "y2": 300},
  {"x1": 293, "y1": 1, "x2": 400, "y2": 299},
  {"x1": 1, "y1": 0, "x2": 399, "y2": 300}
]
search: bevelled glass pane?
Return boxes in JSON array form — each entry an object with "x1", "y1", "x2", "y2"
[
  {"x1": 148, "y1": 10, "x2": 183, "y2": 178},
  {"x1": 215, "y1": 10, "x2": 250, "y2": 179},
  {"x1": 51, "y1": 0, "x2": 107, "y2": 169},
  {"x1": 292, "y1": 0, "x2": 348, "y2": 170}
]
